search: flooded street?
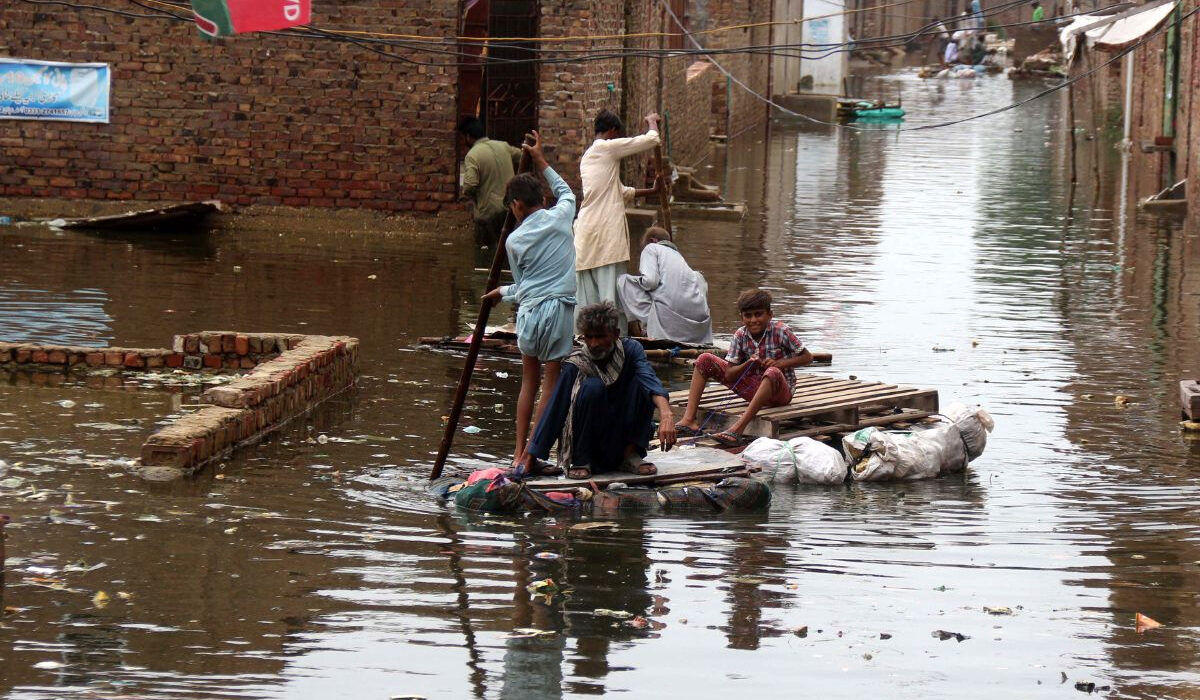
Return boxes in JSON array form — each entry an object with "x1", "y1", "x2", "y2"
[{"x1": 4, "y1": 69, "x2": 1200, "y2": 699}]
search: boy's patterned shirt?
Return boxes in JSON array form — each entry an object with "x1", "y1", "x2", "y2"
[{"x1": 725, "y1": 319, "x2": 806, "y2": 388}]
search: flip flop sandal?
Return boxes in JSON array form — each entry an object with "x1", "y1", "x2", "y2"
[
  {"x1": 675, "y1": 425, "x2": 704, "y2": 437},
  {"x1": 710, "y1": 430, "x2": 746, "y2": 447},
  {"x1": 620, "y1": 456, "x2": 658, "y2": 476},
  {"x1": 528, "y1": 460, "x2": 563, "y2": 477},
  {"x1": 567, "y1": 466, "x2": 592, "y2": 480}
]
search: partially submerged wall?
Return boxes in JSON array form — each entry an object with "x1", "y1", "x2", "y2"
[{"x1": 0, "y1": 332, "x2": 359, "y2": 478}]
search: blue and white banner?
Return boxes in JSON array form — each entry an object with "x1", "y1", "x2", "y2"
[{"x1": 0, "y1": 57, "x2": 110, "y2": 123}]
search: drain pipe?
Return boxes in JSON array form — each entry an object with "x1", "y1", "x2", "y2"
[
  {"x1": 1161, "y1": 3, "x2": 1181, "y2": 186},
  {"x1": 1122, "y1": 50, "x2": 1133, "y2": 147}
]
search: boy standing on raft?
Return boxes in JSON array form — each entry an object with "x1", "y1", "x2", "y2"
[
  {"x1": 482, "y1": 131, "x2": 576, "y2": 467},
  {"x1": 676, "y1": 289, "x2": 812, "y2": 446}
]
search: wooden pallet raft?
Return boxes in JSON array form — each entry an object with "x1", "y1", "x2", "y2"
[{"x1": 668, "y1": 374, "x2": 939, "y2": 441}]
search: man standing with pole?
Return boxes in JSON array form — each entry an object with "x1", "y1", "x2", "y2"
[{"x1": 574, "y1": 110, "x2": 662, "y2": 329}]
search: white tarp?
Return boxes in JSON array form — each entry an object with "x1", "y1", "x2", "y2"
[
  {"x1": 1060, "y1": 1, "x2": 1176, "y2": 59},
  {"x1": 1092, "y1": 1, "x2": 1176, "y2": 50}
]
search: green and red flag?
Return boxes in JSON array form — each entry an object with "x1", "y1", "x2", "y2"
[{"x1": 190, "y1": 0, "x2": 311, "y2": 38}]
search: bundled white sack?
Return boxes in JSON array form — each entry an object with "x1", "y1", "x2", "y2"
[
  {"x1": 844, "y1": 403, "x2": 993, "y2": 482},
  {"x1": 848, "y1": 428, "x2": 945, "y2": 481},
  {"x1": 740, "y1": 436, "x2": 847, "y2": 485},
  {"x1": 943, "y1": 402, "x2": 993, "y2": 461}
]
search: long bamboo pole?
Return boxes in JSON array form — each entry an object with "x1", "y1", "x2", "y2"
[
  {"x1": 653, "y1": 144, "x2": 672, "y2": 235},
  {"x1": 430, "y1": 146, "x2": 533, "y2": 481}
]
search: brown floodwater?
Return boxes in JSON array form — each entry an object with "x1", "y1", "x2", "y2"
[{"x1": 3, "y1": 70, "x2": 1200, "y2": 699}]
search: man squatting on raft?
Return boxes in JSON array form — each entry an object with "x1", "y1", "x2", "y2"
[
  {"x1": 516, "y1": 302, "x2": 678, "y2": 480},
  {"x1": 481, "y1": 131, "x2": 577, "y2": 467}
]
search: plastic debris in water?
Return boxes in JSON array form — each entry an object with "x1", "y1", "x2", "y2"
[
  {"x1": 462, "y1": 426, "x2": 483, "y2": 434},
  {"x1": 92, "y1": 591, "x2": 110, "y2": 609},
  {"x1": 56, "y1": 400, "x2": 76, "y2": 408},
  {"x1": 594, "y1": 608, "x2": 634, "y2": 620},
  {"x1": 526, "y1": 578, "x2": 558, "y2": 595},
  {"x1": 33, "y1": 661, "x2": 65, "y2": 670},
  {"x1": 984, "y1": 606, "x2": 1013, "y2": 615},
  {"x1": 534, "y1": 552, "x2": 560, "y2": 560},
  {"x1": 1136, "y1": 612, "x2": 1162, "y2": 633}
]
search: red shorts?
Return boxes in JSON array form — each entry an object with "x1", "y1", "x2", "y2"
[{"x1": 694, "y1": 353, "x2": 793, "y2": 406}]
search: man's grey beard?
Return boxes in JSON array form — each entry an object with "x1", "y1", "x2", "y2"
[{"x1": 586, "y1": 344, "x2": 614, "y2": 361}]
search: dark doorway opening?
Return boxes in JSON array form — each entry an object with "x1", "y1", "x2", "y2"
[{"x1": 457, "y1": 0, "x2": 540, "y2": 179}]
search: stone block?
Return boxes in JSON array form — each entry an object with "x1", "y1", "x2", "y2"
[
  {"x1": 166, "y1": 353, "x2": 184, "y2": 368},
  {"x1": 105, "y1": 351, "x2": 123, "y2": 366},
  {"x1": 184, "y1": 335, "x2": 200, "y2": 354},
  {"x1": 47, "y1": 350, "x2": 67, "y2": 364},
  {"x1": 203, "y1": 354, "x2": 222, "y2": 369},
  {"x1": 235, "y1": 335, "x2": 249, "y2": 355},
  {"x1": 183, "y1": 355, "x2": 202, "y2": 369},
  {"x1": 146, "y1": 355, "x2": 164, "y2": 369},
  {"x1": 221, "y1": 334, "x2": 237, "y2": 353},
  {"x1": 32, "y1": 350, "x2": 49, "y2": 363}
]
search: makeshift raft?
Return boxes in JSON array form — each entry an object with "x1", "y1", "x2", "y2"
[
  {"x1": 669, "y1": 373, "x2": 939, "y2": 444},
  {"x1": 419, "y1": 329, "x2": 833, "y2": 367},
  {"x1": 440, "y1": 447, "x2": 771, "y2": 515}
]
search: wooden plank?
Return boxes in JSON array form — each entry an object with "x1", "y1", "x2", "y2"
[
  {"x1": 523, "y1": 447, "x2": 750, "y2": 490},
  {"x1": 762, "y1": 388, "x2": 939, "y2": 420}
]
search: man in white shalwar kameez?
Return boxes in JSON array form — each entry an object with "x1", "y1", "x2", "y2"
[
  {"x1": 618, "y1": 227, "x2": 713, "y2": 345},
  {"x1": 574, "y1": 110, "x2": 662, "y2": 326}
]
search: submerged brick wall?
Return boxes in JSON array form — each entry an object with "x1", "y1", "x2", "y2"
[
  {"x1": 0, "y1": 331, "x2": 359, "y2": 478},
  {"x1": 142, "y1": 334, "x2": 358, "y2": 475}
]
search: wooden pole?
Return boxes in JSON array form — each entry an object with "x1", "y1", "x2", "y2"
[
  {"x1": 653, "y1": 144, "x2": 672, "y2": 235},
  {"x1": 430, "y1": 147, "x2": 534, "y2": 481}
]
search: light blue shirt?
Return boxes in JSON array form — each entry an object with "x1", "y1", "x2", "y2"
[{"x1": 499, "y1": 166, "x2": 577, "y2": 305}]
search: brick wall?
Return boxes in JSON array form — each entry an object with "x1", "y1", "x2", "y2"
[
  {"x1": 1, "y1": 0, "x2": 766, "y2": 213},
  {"x1": 0, "y1": 331, "x2": 359, "y2": 477},
  {"x1": 0, "y1": 3, "x2": 460, "y2": 212}
]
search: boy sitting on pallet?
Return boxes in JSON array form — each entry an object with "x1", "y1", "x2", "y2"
[{"x1": 675, "y1": 288, "x2": 813, "y2": 446}]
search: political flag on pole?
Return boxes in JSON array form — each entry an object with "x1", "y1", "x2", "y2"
[{"x1": 190, "y1": 0, "x2": 311, "y2": 38}]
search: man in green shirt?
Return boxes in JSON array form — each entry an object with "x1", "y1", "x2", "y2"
[
  {"x1": 458, "y1": 117, "x2": 522, "y2": 245},
  {"x1": 1031, "y1": 1, "x2": 1045, "y2": 22}
]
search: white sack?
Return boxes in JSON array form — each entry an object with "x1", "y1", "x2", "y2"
[
  {"x1": 942, "y1": 402, "x2": 994, "y2": 461},
  {"x1": 741, "y1": 436, "x2": 847, "y2": 485}
]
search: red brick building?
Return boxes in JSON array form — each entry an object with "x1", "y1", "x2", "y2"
[{"x1": 0, "y1": 0, "x2": 768, "y2": 214}]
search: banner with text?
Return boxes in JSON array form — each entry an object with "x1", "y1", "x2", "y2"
[
  {"x1": 0, "y1": 58, "x2": 110, "y2": 123},
  {"x1": 191, "y1": 0, "x2": 311, "y2": 38}
]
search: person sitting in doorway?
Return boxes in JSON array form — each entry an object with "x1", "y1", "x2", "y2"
[
  {"x1": 515, "y1": 302, "x2": 677, "y2": 480},
  {"x1": 617, "y1": 226, "x2": 713, "y2": 345},
  {"x1": 675, "y1": 288, "x2": 813, "y2": 446}
]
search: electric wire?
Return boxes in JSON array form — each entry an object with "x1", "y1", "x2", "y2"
[{"x1": 9, "y1": 0, "x2": 1191, "y2": 133}]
